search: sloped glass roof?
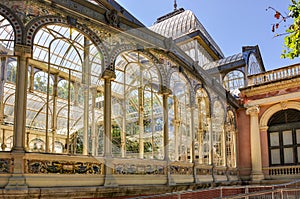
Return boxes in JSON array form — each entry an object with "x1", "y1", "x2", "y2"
[
  {"x1": 203, "y1": 53, "x2": 244, "y2": 70},
  {"x1": 150, "y1": 9, "x2": 224, "y2": 58}
]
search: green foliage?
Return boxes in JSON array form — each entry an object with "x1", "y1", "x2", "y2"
[
  {"x1": 270, "y1": 0, "x2": 300, "y2": 59},
  {"x1": 282, "y1": 0, "x2": 300, "y2": 59},
  {"x1": 267, "y1": 0, "x2": 300, "y2": 59}
]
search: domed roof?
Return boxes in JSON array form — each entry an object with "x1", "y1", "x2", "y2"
[{"x1": 149, "y1": 9, "x2": 224, "y2": 57}]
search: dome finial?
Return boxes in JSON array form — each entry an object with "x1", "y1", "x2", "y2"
[{"x1": 174, "y1": 0, "x2": 177, "y2": 11}]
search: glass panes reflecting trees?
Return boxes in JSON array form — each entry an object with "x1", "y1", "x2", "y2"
[
  {"x1": 169, "y1": 72, "x2": 191, "y2": 162},
  {"x1": 26, "y1": 24, "x2": 104, "y2": 154},
  {"x1": 113, "y1": 51, "x2": 163, "y2": 159}
]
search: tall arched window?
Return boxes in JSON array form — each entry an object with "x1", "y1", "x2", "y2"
[
  {"x1": 223, "y1": 70, "x2": 245, "y2": 91},
  {"x1": 212, "y1": 100, "x2": 225, "y2": 166},
  {"x1": 169, "y1": 72, "x2": 191, "y2": 162},
  {"x1": 194, "y1": 88, "x2": 211, "y2": 164},
  {"x1": 112, "y1": 51, "x2": 163, "y2": 159},
  {"x1": 0, "y1": 14, "x2": 16, "y2": 151},
  {"x1": 6, "y1": 60, "x2": 17, "y2": 83},
  {"x1": 268, "y1": 109, "x2": 300, "y2": 166},
  {"x1": 31, "y1": 24, "x2": 104, "y2": 154},
  {"x1": 225, "y1": 110, "x2": 237, "y2": 168}
]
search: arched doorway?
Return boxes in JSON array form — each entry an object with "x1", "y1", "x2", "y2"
[{"x1": 268, "y1": 109, "x2": 300, "y2": 166}]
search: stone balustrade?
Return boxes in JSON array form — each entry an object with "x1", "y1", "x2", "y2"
[
  {"x1": 248, "y1": 64, "x2": 300, "y2": 86},
  {"x1": 265, "y1": 165, "x2": 300, "y2": 178}
]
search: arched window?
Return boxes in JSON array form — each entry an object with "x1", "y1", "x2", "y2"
[
  {"x1": 169, "y1": 72, "x2": 191, "y2": 162},
  {"x1": 212, "y1": 100, "x2": 225, "y2": 166},
  {"x1": 194, "y1": 88, "x2": 211, "y2": 164},
  {"x1": 248, "y1": 53, "x2": 261, "y2": 75},
  {"x1": 57, "y1": 79, "x2": 74, "y2": 100},
  {"x1": 268, "y1": 109, "x2": 300, "y2": 166},
  {"x1": 225, "y1": 110, "x2": 237, "y2": 168},
  {"x1": 29, "y1": 138, "x2": 45, "y2": 152},
  {"x1": 6, "y1": 60, "x2": 17, "y2": 83},
  {"x1": 31, "y1": 24, "x2": 104, "y2": 154},
  {"x1": 112, "y1": 51, "x2": 162, "y2": 159},
  {"x1": 223, "y1": 70, "x2": 245, "y2": 91},
  {"x1": 34, "y1": 71, "x2": 53, "y2": 93}
]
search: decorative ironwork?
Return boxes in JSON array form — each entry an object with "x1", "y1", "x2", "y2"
[
  {"x1": 0, "y1": 158, "x2": 11, "y2": 174},
  {"x1": 214, "y1": 168, "x2": 226, "y2": 175},
  {"x1": 105, "y1": 9, "x2": 119, "y2": 27},
  {"x1": 196, "y1": 168, "x2": 212, "y2": 175},
  {"x1": 114, "y1": 164, "x2": 165, "y2": 175},
  {"x1": 27, "y1": 160, "x2": 103, "y2": 174},
  {"x1": 170, "y1": 165, "x2": 193, "y2": 175}
]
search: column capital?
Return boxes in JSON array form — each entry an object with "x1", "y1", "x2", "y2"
[
  {"x1": 14, "y1": 44, "x2": 31, "y2": 57},
  {"x1": 246, "y1": 105, "x2": 260, "y2": 116},
  {"x1": 159, "y1": 85, "x2": 172, "y2": 96},
  {"x1": 260, "y1": 125, "x2": 269, "y2": 132},
  {"x1": 101, "y1": 69, "x2": 116, "y2": 80}
]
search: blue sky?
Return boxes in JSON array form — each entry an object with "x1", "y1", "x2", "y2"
[{"x1": 115, "y1": 0, "x2": 300, "y2": 71}]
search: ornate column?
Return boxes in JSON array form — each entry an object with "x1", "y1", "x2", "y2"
[
  {"x1": 6, "y1": 44, "x2": 31, "y2": 189},
  {"x1": 91, "y1": 87, "x2": 97, "y2": 156},
  {"x1": 102, "y1": 69, "x2": 117, "y2": 186},
  {"x1": 246, "y1": 106, "x2": 264, "y2": 181},
  {"x1": 190, "y1": 105, "x2": 197, "y2": 183},
  {"x1": 173, "y1": 96, "x2": 179, "y2": 161},
  {"x1": 160, "y1": 86, "x2": 174, "y2": 185},
  {"x1": 12, "y1": 44, "x2": 30, "y2": 152},
  {"x1": 51, "y1": 73, "x2": 58, "y2": 152},
  {"x1": 138, "y1": 86, "x2": 144, "y2": 159}
]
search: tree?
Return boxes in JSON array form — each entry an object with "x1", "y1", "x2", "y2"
[{"x1": 269, "y1": 0, "x2": 300, "y2": 59}]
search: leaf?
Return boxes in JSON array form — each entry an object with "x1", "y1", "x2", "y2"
[{"x1": 274, "y1": 11, "x2": 281, "y2": 19}]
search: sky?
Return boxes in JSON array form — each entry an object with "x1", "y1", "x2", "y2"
[{"x1": 115, "y1": 0, "x2": 300, "y2": 71}]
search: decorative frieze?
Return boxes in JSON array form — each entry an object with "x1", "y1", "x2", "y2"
[
  {"x1": 196, "y1": 167, "x2": 212, "y2": 175},
  {"x1": 26, "y1": 159, "x2": 103, "y2": 175},
  {"x1": 114, "y1": 164, "x2": 165, "y2": 175},
  {"x1": 0, "y1": 158, "x2": 11, "y2": 174},
  {"x1": 170, "y1": 165, "x2": 193, "y2": 175}
]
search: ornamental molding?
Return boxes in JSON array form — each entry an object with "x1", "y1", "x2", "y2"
[
  {"x1": 105, "y1": 9, "x2": 120, "y2": 27},
  {"x1": 260, "y1": 101, "x2": 300, "y2": 127}
]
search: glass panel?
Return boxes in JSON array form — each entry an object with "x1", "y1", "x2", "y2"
[
  {"x1": 297, "y1": 129, "x2": 300, "y2": 144},
  {"x1": 271, "y1": 149, "x2": 280, "y2": 164},
  {"x1": 270, "y1": 132, "x2": 279, "y2": 146},
  {"x1": 283, "y1": 130, "x2": 293, "y2": 145},
  {"x1": 284, "y1": 147, "x2": 294, "y2": 164}
]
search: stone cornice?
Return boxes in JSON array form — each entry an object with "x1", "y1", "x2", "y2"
[{"x1": 241, "y1": 76, "x2": 300, "y2": 97}]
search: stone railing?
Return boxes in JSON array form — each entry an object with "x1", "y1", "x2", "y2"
[
  {"x1": 248, "y1": 64, "x2": 300, "y2": 86},
  {"x1": 265, "y1": 165, "x2": 300, "y2": 177}
]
